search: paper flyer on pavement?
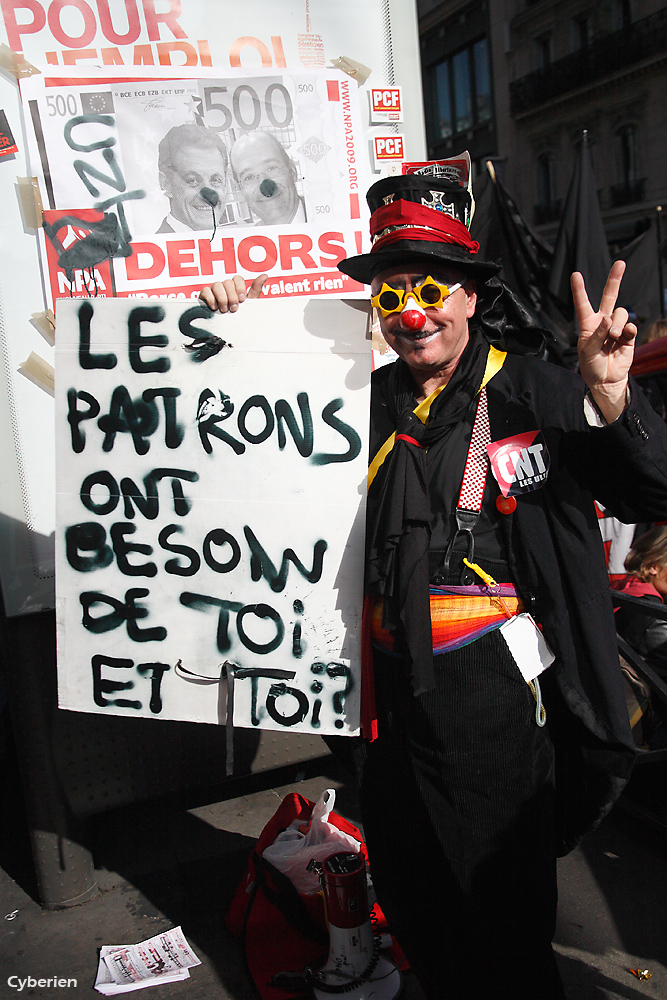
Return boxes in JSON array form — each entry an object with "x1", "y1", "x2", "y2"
[{"x1": 94, "y1": 927, "x2": 200, "y2": 994}]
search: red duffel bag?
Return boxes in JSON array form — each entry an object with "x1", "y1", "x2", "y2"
[{"x1": 226, "y1": 790, "x2": 402, "y2": 1000}]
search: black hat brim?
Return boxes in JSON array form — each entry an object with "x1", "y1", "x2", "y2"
[{"x1": 338, "y1": 239, "x2": 501, "y2": 285}]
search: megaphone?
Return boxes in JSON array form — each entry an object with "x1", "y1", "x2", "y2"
[{"x1": 307, "y1": 852, "x2": 402, "y2": 1000}]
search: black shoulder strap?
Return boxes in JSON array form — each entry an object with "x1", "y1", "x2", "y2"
[{"x1": 249, "y1": 852, "x2": 329, "y2": 947}]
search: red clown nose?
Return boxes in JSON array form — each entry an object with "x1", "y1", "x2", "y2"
[{"x1": 399, "y1": 296, "x2": 427, "y2": 331}]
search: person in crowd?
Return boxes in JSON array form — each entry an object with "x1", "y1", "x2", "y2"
[
  {"x1": 199, "y1": 167, "x2": 667, "y2": 999},
  {"x1": 157, "y1": 124, "x2": 230, "y2": 233},
  {"x1": 613, "y1": 526, "x2": 667, "y2": 679},
  {"x1": 642, "y1": 317, "x2": 667, "y2": 344},
  {"x1": 634, "y1": 318, "x2": 667, "y2": 418},
  {"x1": 612, "y1": 526, "x2": 667, "y2": 749},
  {"x1": 230, "y1": 131, "x2": 305, "y2": 225}
]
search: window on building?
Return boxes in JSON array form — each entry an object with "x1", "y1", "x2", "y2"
[
  {"x1": 611, "y1": 124, "x2": 644, "y2": 206},
  {"x1": 473, "y1": 38, "x2": 492, "y2": 124},
  {"x1": 434, "y1": 61, "x2": 453, "y2": 139},
  {"x1": 453, "y1": 49, "x2": 472, "y2": 132},
  {"x1": 537, "y1": 153, "x2": 555, "y2": 206},
  {"x1": 612, "y1": 0, "x2": 633, "y2": 31},
  {"x1": 534, "y1": 152, "x2": 560, "y2": 224},
  {"x1": 571, "y1": 15, "x2": 590, "y2": 51},
  {"x1": 428, "y1": 37, "x2": 492, "y2": 146},
  {"x1": 618, "y1": 124, "x2": 637, "y2": 186},
  {"x1": 534, "y1": 34, "x2": 551, "y2": 70}
]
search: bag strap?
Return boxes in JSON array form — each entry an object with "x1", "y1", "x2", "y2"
[{"x1": 249, "y1": 852, "x2": 329, "y2": 948}]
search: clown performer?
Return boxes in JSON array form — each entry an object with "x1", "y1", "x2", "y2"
[{"x1": 200, "y1": 163, "x2": 667, "y2": 999}]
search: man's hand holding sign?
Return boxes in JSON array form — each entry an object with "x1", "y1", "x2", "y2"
[{"x1": 199, "y1": 274, "x2": 268, "y2": 313}]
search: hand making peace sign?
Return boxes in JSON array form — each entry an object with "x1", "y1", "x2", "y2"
[{"x1": 571, "y1": 260, "x2": 637, "y2": 423}]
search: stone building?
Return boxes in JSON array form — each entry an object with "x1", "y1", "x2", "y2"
[{"x1": 417, "y1": 0, "x2": 667, "y2": 273}]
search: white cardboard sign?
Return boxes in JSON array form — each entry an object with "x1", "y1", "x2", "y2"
[{"x1": 55, "y1": 296, "x2": 370, "y2": 734}]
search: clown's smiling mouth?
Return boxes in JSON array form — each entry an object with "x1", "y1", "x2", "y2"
[{"x1": 397, "y1": 328, "x2": 439, "y2": 343}]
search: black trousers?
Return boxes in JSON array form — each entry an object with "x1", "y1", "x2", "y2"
[{"x1": 360, "y1": 632, "x2": 566, "y2": 1000}]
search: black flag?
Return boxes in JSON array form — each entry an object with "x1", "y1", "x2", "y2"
[
  {"x1": 618, "y1": 218, "x2": 662, "y2": 331},
  {"x1": 471, "y1": 162, "x2": 570, "y2": 359},
  {"x1": 548, "y1": 131, "x2": 611, "y2": 320}
]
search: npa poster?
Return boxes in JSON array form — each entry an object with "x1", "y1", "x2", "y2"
[
  {"x1": 22, "y1": 66, "x2": 367, "y2": 305},
  {"x1": 55, "y1": 296, "x2": 370, "y2": 731}
]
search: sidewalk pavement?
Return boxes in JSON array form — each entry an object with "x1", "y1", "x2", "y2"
[{"x1": 1, "y1": 750, "x2": 666, "y2": 999}]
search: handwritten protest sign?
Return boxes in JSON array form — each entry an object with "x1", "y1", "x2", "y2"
[
  {"x1": 22, "y1": 66, "x2": 367, "y2": 306},
  {"x1": 55, "y1": 296, "x2": 370, "y2": 734}
]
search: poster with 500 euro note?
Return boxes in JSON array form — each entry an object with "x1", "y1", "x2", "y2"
[
  {"x1": 22, "y1": 66, "x2": 368, "y2": 307},
  {"x1": 55, "y1": 295, "x2": 370, "y2": 733}
]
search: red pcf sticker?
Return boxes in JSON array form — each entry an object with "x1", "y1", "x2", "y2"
[{"x1": 487, "y1": 431, "x2": 550, "y2": 498}]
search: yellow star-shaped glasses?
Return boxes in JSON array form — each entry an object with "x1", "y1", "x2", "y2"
[{"x1": 371, "y1": 276, "x2": 462, "y2": 317}]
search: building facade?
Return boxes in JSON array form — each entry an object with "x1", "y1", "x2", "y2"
[{"x1": 417, "y1": 0, "x2": 667, "y2": 261}]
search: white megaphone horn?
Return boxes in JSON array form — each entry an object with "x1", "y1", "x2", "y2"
[{"x1": 306, "y1": 852, "x2": 402, "y2": 1000}]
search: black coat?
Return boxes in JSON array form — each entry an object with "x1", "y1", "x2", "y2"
[
  {"x1": 344, "y1": 350, "x2": 667, "y2": 855},
  {"x1": 480, "y1": 354, "x2": 667, "y2": 852}
]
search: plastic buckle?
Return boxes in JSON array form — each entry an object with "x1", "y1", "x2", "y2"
[{"x1": 440, "y1": 510, "x2": 478, "y2": 585}]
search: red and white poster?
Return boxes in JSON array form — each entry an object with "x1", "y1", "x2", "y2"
[
  {"x1": 369, "y1": 86, "x2": 402, "y2": 123},
  {"x1": 22, "y1": 66, "x2": 367, "y2": 305}
]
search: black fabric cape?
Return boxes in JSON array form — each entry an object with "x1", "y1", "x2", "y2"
[
  {"x1": 365, "y1": 335, "x2": 490, "y2": 694},
  {"x1": 367, "y1": 354, "x2": 667, "y2": 853}
]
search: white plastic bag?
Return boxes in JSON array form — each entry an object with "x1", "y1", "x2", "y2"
[{"x1": 262, "y1": 788, "x2": 361, "y2": 894}]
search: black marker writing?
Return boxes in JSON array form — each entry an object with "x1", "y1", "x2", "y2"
[
  {"x1": 66, "y1": 521, "x2": 113, "y2": 572},
  {"x1": 110, "y1": 523, "x2": 157, "y2": 576},
  {"x1": 58, "y1": 115, "x2": 145, "y2": 288},
  {"x1": 326, "y1": 661, "x2": 354, "y2": 728},
  {"x1": 312, "y1": 399, "x2": 362, "y2": 465},
  {"x1": 232, "y1": 667, "x2": 295, "y2": 726},
  {"x1": 238, "y1": 395, "x2": 274, "y2": 444},
  {"x1": 276, "y1": 393, "x2": 313, "y2": 456},
  {"x1": 137, "y1": 662, "x2": 170, "y2": 714},
  {"x1": 236, "y1": 603, "x2": 284, "y2": 654},
  {"x1": 70, "y1": 386, "x2": 183, "y2": 453},
  {"x1": 180, "y1": 592, "x2": 286, "y2": 656},
  {"x1": 98, "y1": 386, "x2": 159, "y2": 454},
  {"x1": 128, "y1": 306, "x2": 170, "y2": 374},
  {"x1": 179, "y1": 593, "x2": 243, "y2": 653},
  {"x1": 74, "y1": 144, "x2": 125, "y2": 197},
  {"x1": 66, "y1": 518, "x2": 326, "y2": 585},
  {"x1": 67, "y1": 388, "x2": 101, "y2": 452},
  {"x1": 202, "y1": 528, "x2": 241, "y2": 573},
  {"x1": 92, "y1": 655, "x2": 170, "y2": 713},
  {"x1": 158, "y1": 525, "x2": 200, "y2": 577},
  {"x1": 81, "y1": 588, "x2": 166, "y2": 642},
  {"x1": 92, "y1": 654, "x2": 141, "y2": 710},
  {"x1": 265, "y1": 683, "x2": 309, "y2": 727},
  {"x1": 142, "y1": 389, "x2": 183, "y2": 448},
  {"x1": 180, "y1": 305, "x2": 229, "y2": 361},
  {"x1": 244, "y1": 526, "x2": 327, "y2": 592},
  {"x1": 78, "y1": 301, "x2": 116, "y2": 369},
  {"x1": 79, "y1": 468, "x2": 197, "y2": 520},
  {"x1": 196, "y1": 390, "x2": 359, "y2": 464}
]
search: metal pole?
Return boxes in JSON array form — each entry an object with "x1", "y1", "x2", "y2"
[{"x1": 657, "y1": 205, "x2": 665, "y2": 319}]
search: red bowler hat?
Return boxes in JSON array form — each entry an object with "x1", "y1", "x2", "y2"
[{"x1": 338, "y1": 172, "x2": 500, "y2": 285}]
